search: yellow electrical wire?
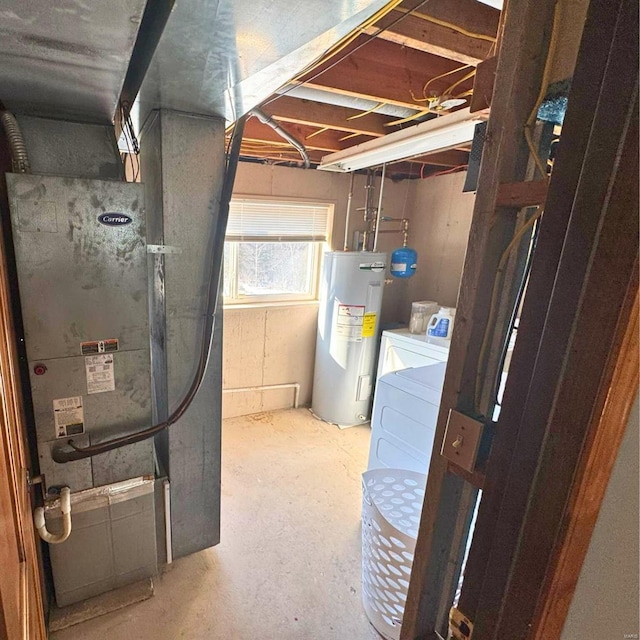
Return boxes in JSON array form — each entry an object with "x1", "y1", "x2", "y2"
[
  {"x1": 291, "y1": 0, "x2": 405, "y2": 83},
  {"x1": 473, "y1": 3, "x2": 561, "y2": 412},
  {"x1": 386, "y1": 68, "x2": 475, "y2": 126},
  {"x1": 346, "y1": 101, "x2": 387, "y2": 120},
  {"x1": 393, "y1": 6, "x2": 497, "y2": 42},
  {"x1": 473, "y1": 207, "x2": 543, "y2": 410},
  {"x1": 339, "y1": 132, "x2": 363, "y2": 141},
  {"x1": 442, "y1": 69, "x2": 477, "y2": 98},
  {"x1": 524, "y1": 3, "x2": 561, "y2": 178},
  {"x1": 410, "y1": 65, "x2": 473, "y2": 103},
  {"x1": 305, "y1": 127, "x2": 330, "y2": 140},
  {"x1": 384, "y1": 109, "x2": 433, "y2": 127}
]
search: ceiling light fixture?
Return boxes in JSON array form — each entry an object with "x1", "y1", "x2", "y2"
[
  {"x1": 434, "y1": 96, "x2": 468, "y2": 111},
  {"x1": 317, "y1": 107, "x2": 485, "y2": 172}
]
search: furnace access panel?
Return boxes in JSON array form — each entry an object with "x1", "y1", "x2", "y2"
[{"x1": 6, "y1": 174, "x2": 154, "y2": 491}]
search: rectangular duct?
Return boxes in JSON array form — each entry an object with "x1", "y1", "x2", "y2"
[{"x1": 140, "y1": 109, "x2": 225, "y2": 559}]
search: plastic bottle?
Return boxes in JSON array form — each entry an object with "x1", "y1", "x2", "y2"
[{"x1": 426, "y1": 307, "x2": 455, "y2": 346}]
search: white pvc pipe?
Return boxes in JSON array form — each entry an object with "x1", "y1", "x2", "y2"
[
  {"x1": 34, "y1": 486, "x2": 71, "y2": 544},
  {"x1": 343, "y1": 173, "x2": 355, "y2": 251},
  {"x1": 373, "y1": 163, "x2": 386, "y2": 252},
  {"x1": 222, "y1": 383, "x2": 300, "y2": 409},
  {"x1": 163, "y1": 479, "x2": 173, "y2": 564}
]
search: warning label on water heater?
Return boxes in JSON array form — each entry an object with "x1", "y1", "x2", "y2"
[
  {"x1": 362, "y1": 312, "x2": 377, "y2": 338},
  {"x1": 53, "y1": 396, "x2": 84, "y2": 438},
  {"x1": 336, "y1": 304, "x2": 365, "y2": 341},
  {"x1": 85, "y1": 354, "x2": 115, "y2": 394}
]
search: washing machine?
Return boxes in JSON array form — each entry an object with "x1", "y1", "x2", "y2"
[
  {"x1": 376, "y1": 328, "x2": 449, "y2": 381},
  {"x1": 367, "y1": 362, "x2": 447, "y2": 473}
]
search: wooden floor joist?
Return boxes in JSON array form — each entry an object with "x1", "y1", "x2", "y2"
[
  {"x1": 301, "y1": 36, "x2": 476, "y2": 112},
  {"x1": 262, "y1": 96, "x2": 395, "y2": 138},
  {"x1": 364, "y1": 0, "x2": 499, "y2": 66}
]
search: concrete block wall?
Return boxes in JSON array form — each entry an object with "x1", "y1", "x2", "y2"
[{"x1": 222, "y1": 304, "x2": 317, "y2": 418}]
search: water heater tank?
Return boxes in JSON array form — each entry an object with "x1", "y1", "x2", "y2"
[{"x1": 312, "y1": 251, "x2": 386, "y2": 427}]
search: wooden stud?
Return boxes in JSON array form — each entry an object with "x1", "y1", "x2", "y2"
[
  {"x1": 400, "y1": 0, "x2": 562, "y2": 636},
  {"x1": 488, "y1": 91, "x2": 639, "y2": 640},
  {"x1": 469, "y1": 56, "x2": 497, "y2": 112},
  {"x1": 0, "y1": 144, "x2": 47, "y2": 638},
  {"x1": 455, "y1": 0, "x2": 627, "y2": 622},
  {"x1": 458, "y1": 0, "x2": 639, "y2": 636},
  {"x1": 496, "y1": 179, "x2": 548, "y2": 207},
  {"x1": 302, "y1": 36, "x2": 475, "y2": 111},
  {"x1": 365, "y1": 0, "x2": 499, "y2": 66},
  {"x1": 262, "y1": 96, "x2": 394, "y2": 137}
]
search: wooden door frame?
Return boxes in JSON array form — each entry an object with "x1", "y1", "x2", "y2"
[
  {"x1": 401, "y1": 0, "x2": 639, "y2": 637},
  {"x1": 400, "y1": 0, "x2": 561, "y2": 635},
  {"x1": 531, "y1": 279, "x2": 638, "y2": 639},
  {"x1": 0, "y1": 193, "x2": 47, "y2": 639},
  {"x1": 458, "y1": 0, "x2": 638, "y2": 634}
]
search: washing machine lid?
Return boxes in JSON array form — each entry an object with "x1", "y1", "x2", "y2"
[
  {"x1": 379, "y1": 362, "x2": 447, "y2": 404},
  {"x1": 381, "y1": 328, "x2": 450, "y2": 358}
]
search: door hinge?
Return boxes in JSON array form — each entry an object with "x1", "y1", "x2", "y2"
[
  {"x1": 449, "y1": 606, "x2": 474, "y2": 640},
  {"x1": 26, "y1": 469, "x2": 43, "y2": 488}
]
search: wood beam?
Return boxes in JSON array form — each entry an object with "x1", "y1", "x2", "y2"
[
  {"x1": 242, "y1": 118, "x2": 375, "y2": 153},
  {"x1": 469, "y1": 55, "x2": 497, "y2": 112},
  {"x1": 496, "y1": 179, "x2": 548, "y2": 207},
  {"x1": 457, "y1": 0, "x2": 638, "y2": 637},
  {"x1": 262, "y1": 96, "x2": 395, "y2": 137},
  {"x1": 400, "y1": 0, "x2": 563, "y2": 636},
  {"x1": 411, "y1": 149, "x2": 469, "y2": 167},
  {"x1": 365, "y1": 0, "x2": 499, "y2": 66},
  {"x1": 301, "y1": 36, "x2": 475, "y2": 111},
  {"x1": 238, "y1": 148, "x2": 326, "y2": 165},
  {"x1": 241, "y1": 113, "x2": 469, "y2": 169}
]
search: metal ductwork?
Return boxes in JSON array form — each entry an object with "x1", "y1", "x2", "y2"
[{"x1": 249, "y1": 108, "x2": 310, "y2": 168}]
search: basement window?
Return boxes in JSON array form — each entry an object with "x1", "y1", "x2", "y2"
[{"x1": 223, "y1": 198, "x2": 333, "y2": 304}]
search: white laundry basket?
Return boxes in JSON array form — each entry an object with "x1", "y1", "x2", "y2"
[{"x1": 361, "y1": 468, "x2": 427, "y2": 640}]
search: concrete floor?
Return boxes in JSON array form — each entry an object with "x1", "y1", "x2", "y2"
[{"x1": 51, "y1": 409, "x2": 383, "y2": 640}]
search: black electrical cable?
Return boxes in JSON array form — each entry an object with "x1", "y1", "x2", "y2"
[{"x1": 52, "y1": 116, "x2": 247, "y2": 463}]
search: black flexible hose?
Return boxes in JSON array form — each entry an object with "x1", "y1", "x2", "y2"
[{"x1": 52, "y1": 116, "x2": 246, "y2": 463}]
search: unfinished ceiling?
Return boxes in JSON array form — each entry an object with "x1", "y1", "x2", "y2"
[
  {"x1": 0, "y1": 0, "x2": 501, "y2": 179},
  {"x1": 239, "y1": 0, "x2": 501, "y2": 178}
]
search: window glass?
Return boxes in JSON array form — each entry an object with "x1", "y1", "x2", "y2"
[{"x1": 223, "y1": 198, "x2": 332, "y2": 305}]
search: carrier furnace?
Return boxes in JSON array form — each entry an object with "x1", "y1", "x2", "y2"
[{"x1": 312, "y1": 251, "x2": 386, "y2": 427}]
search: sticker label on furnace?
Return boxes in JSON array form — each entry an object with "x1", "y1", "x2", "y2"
[
  {"x1": 336, "y1": 304, "x2": 365, "y2": 341},
  {"x1": 85, "y1": 354, "x2": 115, "y2": 394},
  {"x1": 53, "y1": 396, "x2": 84, "y2": 438}
]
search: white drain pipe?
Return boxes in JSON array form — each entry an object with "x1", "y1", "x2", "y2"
[
  {"x1": 34, "y1": 486, "x2": 72, "y2": 544},
  {"x1": 222, "y1": 383, "x2": 300, "y2": 409}
]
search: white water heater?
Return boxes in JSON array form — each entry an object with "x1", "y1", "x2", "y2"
[{"x1": 312, "y1": 251, "x2": 386, "y2": 427}]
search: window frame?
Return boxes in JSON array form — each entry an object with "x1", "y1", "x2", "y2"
[{"x1": 223, "y1": 196, "x2": 334, "y2": 306}]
